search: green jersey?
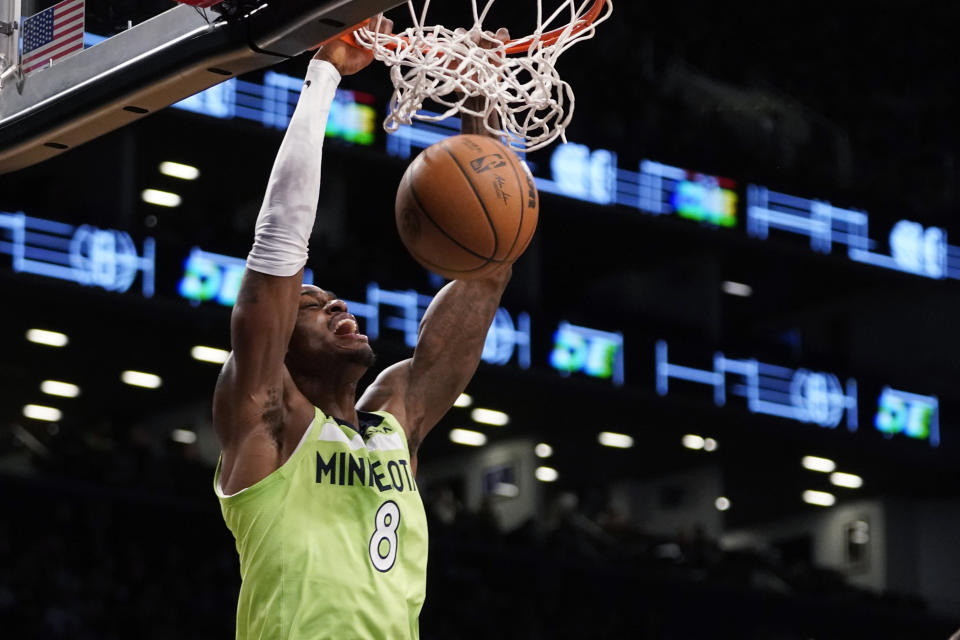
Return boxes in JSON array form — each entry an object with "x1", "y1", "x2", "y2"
[{"x1": 214, "y1": 408, "x2": 428, "y2": 640}]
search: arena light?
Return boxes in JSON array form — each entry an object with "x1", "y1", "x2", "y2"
[
  {"x1": 454, "y1": 393, "x2": 473, "y2": 408},
  {"x1": 703, "y1": 437, "x2": 718, "y2": 452},
  {"x1": 802, "y1": 455, "x2": 836, "y2": 473},
  {"x1": 682, "y1": 434, "x2": 705, "y2": 450},
  {"x1": 23, "y1": 404, "x2": 62, "y2": 422},
  {"x1": 830, "y1": 472, "x2": 863, "y2": 489},
  {"x1": 121, "y1": 370, "x2": 163, "y2": 389},
  {"x1": 715, "y1": 497, "x2": 731, "y2": 511},
  {"x1": 26, "y1": 328, "x2": 68, "y2": 347},
  {"x1": 171, "y1": 429, "x2": 198, "y2": 444},
  {"x1": 449, "y1": 428, "x2": 486, "y2": 447},
  {"x1": 40, "y1": 380, "x2": 80, "y2": 398},
  {"x1": 471, "y1": 408, "x2": 509, "y2": 426},
  {"x1": 598, "y1": 431, "x2": 633, "y2": 449},
  {"x1": 159, "y1": 161, "x2": 200, "y2": 180},
  {"x1": 535, "y1": 466, "x2": 559, "y2": 482},
  {"x1": 191, "y1": 345, "x2": 229, "y2": 364},
  {"x1": 803, "y1": 490, "x2": 836, "y2": 507},
  {"x1": 535, "y1": 443, "x2": 553, "y2": 458},
  {"x1": 722, "y1": 281, "x2": 753, "y2": 297},
  {"x1": 141, "y1": 188, "x2": 182, "y2": 208},
  {"x1": 493, "y1": 482, "x2": 520, "y2": 498}
]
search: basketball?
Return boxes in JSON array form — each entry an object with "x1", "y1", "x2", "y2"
[{"x1": 395, "y1": 134, "x2": 539, "y2": 279}]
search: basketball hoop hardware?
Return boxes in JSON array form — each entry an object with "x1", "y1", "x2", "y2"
[
  {"x1": 352, "y1": 0, "x2": 613, "y2": 151},
  {"x1": 0, "y1": 0, "x2": 18, "y2": 92}
]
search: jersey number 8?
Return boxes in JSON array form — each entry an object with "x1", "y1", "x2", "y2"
[{"x1": 369, "y1": 500, "x2": 400, "y2": 572}]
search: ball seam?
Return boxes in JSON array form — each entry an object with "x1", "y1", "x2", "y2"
[
  {"x1": 407, "y1": 169, "x2": 496, "y2": 261},
  {"x1": 502, "y1": 150, "x2": 526, "y2": 262},
  {"x1": 440, "y1": 142, "x2": 500, "y2": 259}
]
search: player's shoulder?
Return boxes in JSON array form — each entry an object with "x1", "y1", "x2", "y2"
[
  {"x1": 358, "y1": 409, "x2": 405, "y2": 435},
  {"x1": 359, "y1": 410, "x2": 418, "y2": 451}
]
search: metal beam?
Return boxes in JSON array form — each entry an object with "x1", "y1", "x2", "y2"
[{"x1": 0, "y1": 0, "x2": 403, "y2": 174}]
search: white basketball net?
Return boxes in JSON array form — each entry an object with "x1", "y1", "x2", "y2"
[{"x1": 353, "y1": 0, "x2": 613, "y2": 152}]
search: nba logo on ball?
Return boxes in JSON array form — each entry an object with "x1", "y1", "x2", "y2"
[
  {"x1": 469, "y1": 154, "x2": 508, "y2": 174},
  {"x1": 395, "y1": 135, "x2": 539, "y2": 280}
]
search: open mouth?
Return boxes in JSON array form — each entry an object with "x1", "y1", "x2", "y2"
[
  {"x1": 332, "y1": 315, "x2": 369, "y2": 342},
  {"x1": 334, "y1": 317, "x2": 358, "y2": 336}
]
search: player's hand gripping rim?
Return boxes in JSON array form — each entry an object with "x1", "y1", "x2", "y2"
[{"x1": 313, "y1": 14, "x2": 394, "y2": 76}]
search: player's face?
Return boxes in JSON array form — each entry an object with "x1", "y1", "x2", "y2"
[{"x1": 289, "y1": 285, "x2": 375, "y2": 369}]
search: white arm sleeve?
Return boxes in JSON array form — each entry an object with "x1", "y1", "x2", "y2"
[{"x1": 245, "y1": 59, "x2": 341, "y2": 277}]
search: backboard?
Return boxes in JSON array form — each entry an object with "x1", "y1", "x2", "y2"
[{"x1": 0, "y1": 0, "x2": 404, "y2": 175}]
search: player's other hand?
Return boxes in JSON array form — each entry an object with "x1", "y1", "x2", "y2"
[
  {"x1": 452, "y1": 26, "x2": 510, "y2": 65},
  {"x1": 458, "y1": 28, "x2": 509, "y2": 137},
  {"x1": 313, "y1": 14, "x2": 393, "y2": 76},
  {"x1": 478, "y1": 27, "x2": 510, "y2": 51}
]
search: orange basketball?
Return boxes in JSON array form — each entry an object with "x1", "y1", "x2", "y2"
[{"x1": 395, "y1": 134, "x2": 539, "y2": 279}]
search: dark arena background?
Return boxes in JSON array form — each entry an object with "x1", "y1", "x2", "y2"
[{"x1": 2, "y1": 1, "x2": 960, "y2": 638}]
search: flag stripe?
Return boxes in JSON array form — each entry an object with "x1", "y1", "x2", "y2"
[
  {"x1": 54, "y1": 19, "x2": 85, "y2": 37},
  {"x1": 54, "y1": 0, "x2": 85, "y2": 12},
  {"x1": 24, "y1": 37, "x2": 83, "y2": 68},
  {"x1": 54, "y1": 8, "x2": 84, "y2": 26},
  {"x1": 24, "y1": 43, "x2": 83, "y2": 74},
  {"x1": 55, "y1": 13, "x2": 85, "y2": 30}
]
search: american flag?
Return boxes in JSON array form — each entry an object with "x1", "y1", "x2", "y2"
[{"x1": 22, "y1": 0, "x2": 85, "y2": 75}]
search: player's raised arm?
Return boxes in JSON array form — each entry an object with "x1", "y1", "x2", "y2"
[
  {"x1": 213, "y1": 23, "x2": 389, "y2": 491},
  {"x1": 358, "y1": 28, "x2": 520, "y2": 468},
  {"x1": 357, "y1": 266, "x2": 512, "y2": 464}
]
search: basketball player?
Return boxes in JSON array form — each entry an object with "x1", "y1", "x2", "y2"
[{"x1": 212, "y1": 18, "x2": 515, "y2": 640}]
